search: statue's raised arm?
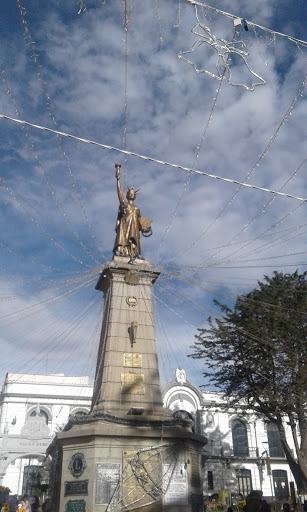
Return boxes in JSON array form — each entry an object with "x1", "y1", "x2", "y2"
[
  {"x1": 113, "y1": 163, "x2": 152, "y2": 264},
  {"x1": 115, "y1": 163, "x2": 124, "y2": 205}
]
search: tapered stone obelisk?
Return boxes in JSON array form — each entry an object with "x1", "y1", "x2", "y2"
[
  {"x1": 91, "y1": 257, "x2": 166, "y2": 419},
  {"x1": 47, "y1": 164, "x2": 207, "y2": 512}
]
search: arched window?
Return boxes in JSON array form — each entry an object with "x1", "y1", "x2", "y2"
[
  {"x1": 232, "y1": 419, "x2": 249, "y2": 456},
  {"x1": 29, "y1": 406, "x2": 50, "y2": 424},
  {"x1": 267, "y1": 423, "x2": 284, "y2": 457}
]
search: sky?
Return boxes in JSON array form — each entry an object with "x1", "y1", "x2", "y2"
[{"x1": 0, "y1": 0, "x2": 306, "y2": 389}]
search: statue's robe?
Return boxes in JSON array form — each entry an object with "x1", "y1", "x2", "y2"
[{"x1": 113, "y1": 201, "x2": 141, "y2": 257}]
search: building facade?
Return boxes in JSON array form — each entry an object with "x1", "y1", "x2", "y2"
[
  {"x1": 163, "y1": 368, "x2": 298, "y2": 503},
  {"x1": 0, "y1": 373, "x2": 92, "y2": 498},
  {"x1": 0, "y1": 369, "x2": 299, "y2": 504}
]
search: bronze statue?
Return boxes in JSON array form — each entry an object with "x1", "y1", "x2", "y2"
[{"x1": 113, "y1": 163, "x2": 152, "y2": 263}]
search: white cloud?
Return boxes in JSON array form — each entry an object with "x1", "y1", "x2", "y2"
[{"x1": 0, "y1": 0, "x2": 305, "y2": 387}]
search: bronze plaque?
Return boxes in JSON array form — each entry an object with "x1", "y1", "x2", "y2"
[
  {"x1": 65, "y1": 500, "x2": 85, "y2": 512},
  {"x1": 125, "y1": 271, "x2": 140, "y2": 285},
  {"x1": 122, "y1": 449, "x2": 161, "y2": 509},
  {"x1": 121, "y1": 373, "x2": 144, "y2": 394},
  {"x1": 190, "y1": 453, "x2": 200, "y2": 488},
  {"x1": 126, "y1": 296, "x2": 138, "y2": 307},
  {"x1": 123, "y1": 353, "x2": 142, "y2": 368},
  {"x1": 65, "y1": 480, "x2": 88, "y2": 496}
]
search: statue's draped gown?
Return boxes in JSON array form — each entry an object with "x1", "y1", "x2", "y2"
[{"x1": 113, "y1": 200, "x2": 141, "y2": 257}]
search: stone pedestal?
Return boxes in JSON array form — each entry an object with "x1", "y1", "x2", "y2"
[
  {"x1": 48, "y1": 260, "x2": 207, "y2": 511},
  {"x1": 52, "y1": 417, "x2": 206, "y2": 512}
]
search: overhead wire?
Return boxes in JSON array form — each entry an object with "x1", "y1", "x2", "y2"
[
  {"x1": 7, "y1": 291, "x2": 100, "y2": 378},
  {"x1": 0, "y1": 267, "x2": 98, "y2": 302},
  {"x1": 183, "y1": 0, "x2": 307, "y2": 49},
  {"x1": 0, "y1": 275, "x2": 96, "y2": 324},
  {"x1": 0, "y1": 69, "x2": 100, "y2": 267},
  {"x1": 0, "y1": 114, "x2": 305, "y2": 203},
  {"x1": 0, "y1": 239, "x2": 83, "y2": 275},
  {"x1": 175, "y1": 74, "x2": 307, "y2": 260},
  {"x1": 1, "y1": 1, "x2": 305, "y2": 388},
  {"x1": 0, "y1": 175, "x2": 91, "y2": 268},
  {"x1": 197, "y1": 157, "x2": 307, "y2": 268},
  {"x1": 16, "y1": 0, "x2": 106, "y2": 262}
]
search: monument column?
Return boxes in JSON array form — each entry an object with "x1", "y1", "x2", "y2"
[
  {"x1": 91, "y1": 258, "x2": 166, "y2": 418},
  {"x1": 48, "y1": 163, "x2": 207, "y2": 512}
]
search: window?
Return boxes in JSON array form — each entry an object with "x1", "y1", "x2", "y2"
[
  {"x1": 232, "y1": 419, "x2": 249, "y2": 456},
  {"x1": 208, "y1": 471, "x2": 214, "y2": 490},
  {"x1": 30, "y1": 408, "x2": 49, "y2": 424},
  {"x1": 236, "y1": 468, "x2": 252, "y2": 496},
  {"x1": 267, "y1": 423, "x2": 284, "y2": 457},
  {"x1": 272, "y1": 470, "x2": 289, "y2": 500}
]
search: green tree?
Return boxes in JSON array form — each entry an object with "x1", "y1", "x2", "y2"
[{"x1": 189, "y1": 271, "x2": 307, "y2": 492}]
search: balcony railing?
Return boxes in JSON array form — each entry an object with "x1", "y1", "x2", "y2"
[{"x1": 233, "y1": 446, "x2": 258, "y2": 458}]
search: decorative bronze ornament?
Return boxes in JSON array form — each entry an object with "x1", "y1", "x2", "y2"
[
  {"x1": 124, "y1": 271, "x2": 140, "y2": 285},
  {"x1": 68, "y1": 453, "x2": 87, "y2": 478},
  {"x1": 126, "y1": 296, "x2": 138, "y2": 307}
]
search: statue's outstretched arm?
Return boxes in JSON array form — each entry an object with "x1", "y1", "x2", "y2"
[{"x1": 115, "y1": 163, "x2": 124, "y2": 204}]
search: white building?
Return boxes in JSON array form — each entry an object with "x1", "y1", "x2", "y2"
[
  {"x1": 0, "y1": 373, "x2": 92, "y2": 498},
  {"x1": 163, "y1": 368, "x2": 298, "y2": 503},
  {"x1": 0, "y1": 369, "x2": 299, "y2": 504}
]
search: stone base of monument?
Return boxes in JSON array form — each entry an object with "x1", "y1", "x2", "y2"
[{"x1": 48, "y1": 415, "x2": 206, "y2": 512}]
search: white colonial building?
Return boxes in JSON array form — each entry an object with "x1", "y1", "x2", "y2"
[
  {"x1": 0, "y1": 369, "x2": 299, "y2": 505},
  {"x1": 0, "y1": 373, "x2": 92, "y2": 498},
  {"x1": 163, "y1": 368, "x2": 298, "y2": 503}
]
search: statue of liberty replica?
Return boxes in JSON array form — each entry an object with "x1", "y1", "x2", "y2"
[{"x1": 113, "y1": 163, "x2": 152, "y2": 263}]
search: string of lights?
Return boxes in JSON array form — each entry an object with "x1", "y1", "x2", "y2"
[
  {"x1": 0, "y1": 238, "x2": 89, "y2": 275},
  {"x1": 178, "y1": 6, "x2": 266, "y2": 91},
  {"x1": 16, "y1": 0, "x2": 107, "y2": 262},
  {"x1": 176, "y1": 74, "x2": 307, "y2": 261},
  {"x1": 0, "y1": 175, "x2": 91, "y2": 268},
  {"x1": 0, "y1": 69, "x2": 101, "y2": 267},
  {"x1": 155, "y1": 0, "x2": 163, "y2": 45},
  {"x1": 0, "y1": 275, "x2": 96, "y2": 322},
  {"x1": 122, "y1": 0, "x2": 132, "y2": 190},
  {"x1": 4, "y1": 290, "x2": 100, "y2": 379},
  {"x1": 183, "y1": 0, "x2": 307, "y2": 48},
  {"x1": 0, "y1": 268, "x2": 98, "y2": 302},
  {"x1": 152, "y1": 25, "x2": 232, "y2": 263},
  {"x1": 1, "y1": 113, "x2": 305, "y2": 203},
  {"x1": 203, "y1": 156, "x2": 307, "y2": 266}
]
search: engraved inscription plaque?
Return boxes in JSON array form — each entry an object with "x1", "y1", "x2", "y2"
[
  {"x1": 163, "y1": 465, "x2": 188, "y2": 505},
  {"x1": 65, "y1": 480, "x2": 88, "y2": 496},
  {"x1": 95, "y1": 463, "x2": 120, "y2": 505},
  {"x1": 190, "y1": 453, "x2": 201, "y2": 488},
  {"x1": 65, "y1": 499, "x2": 86, "y2": 512},
  {"x1": 123, "y1": 353, "x2": 142, "y2": 368},
  {"x1": 121, "y1": 373, "x2": 144, "y2": 394}
]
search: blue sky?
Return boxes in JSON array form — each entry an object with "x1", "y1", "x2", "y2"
[{"x1": 0, "y1": 0, "x2": 306, "y2": 388}]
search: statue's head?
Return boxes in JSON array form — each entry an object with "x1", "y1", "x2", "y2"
[{"x1": 126, "y1": 188, "x2": 135, "y2": 200}]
